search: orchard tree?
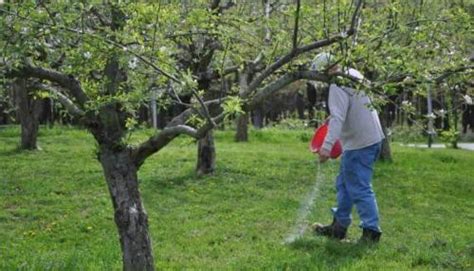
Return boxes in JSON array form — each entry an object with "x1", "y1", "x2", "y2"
[
  {"x1": 164, "y1": 0, "x2": 236, "y2": 175},
  {"x1": 1, "y1": 2, "x2": 225, "y2": 270},
  {"x1": 0, "y1": 1, "x2": 348, "y2": 269},
  {"x1": 158, "y1": 0, "x2": 365, "y2": 172},
  {"x1": 208, "y1": 0, "x2": 366, "y2": 141}
]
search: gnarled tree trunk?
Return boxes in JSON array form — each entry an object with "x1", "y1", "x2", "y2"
[
  {"x1": 196, "y1": 130, "x2": 215, "y2": 175},
  {"x1": 99, "y1": 147, "x2": 155, "y2": 271},
  {"x1": 235, "y1": 112, "x2": 249, "y2": 142},
  {"x1": 13, "y1": 78, "x2": 42, "y2": 150}
]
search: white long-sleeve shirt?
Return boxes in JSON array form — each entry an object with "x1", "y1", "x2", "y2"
[{"x1": 322, "y1": 84, "x2": 385, "y2": 153}]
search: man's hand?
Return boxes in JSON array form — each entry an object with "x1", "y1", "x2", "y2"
[{"x1": 318, "y1": 149, "x2": 330, "y2": 163}]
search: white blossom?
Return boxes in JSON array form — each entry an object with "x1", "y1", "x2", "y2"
[
  {"x1": 426, "y1": 113, "x2": 436, "y2": 119},
  {"x1": 128, "y1": 57, "x2": 138, "y2": 69},
  {"x1": 83, "y1": 52, "x2": 92, "y2": 59},
  {"x1": 464, "y1": 95, "x2": 473, "y2": 105},
  {"x1": 436, "y1": 109, "x2": 446, "y2": 117}
]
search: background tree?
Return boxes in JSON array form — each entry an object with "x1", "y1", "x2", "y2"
[{"x1": 1, "y1": 2, "x2": 224, "y2": 269}]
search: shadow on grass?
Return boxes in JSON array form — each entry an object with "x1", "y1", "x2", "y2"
[
  {"x1": 0, "y1": 145, "x2": 41, "y2": 157},
  {"x1": 288, "y1": 237, "x2": 375, "y2": 268},
  {"x1": 142, "y1": 170, "x2": 201, "y2": 190}
]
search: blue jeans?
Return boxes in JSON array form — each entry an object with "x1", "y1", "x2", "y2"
[{"x1": 331, "y1": 142, "x2": 382, "y2": 232}]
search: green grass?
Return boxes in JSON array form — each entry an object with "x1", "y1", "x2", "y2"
[{"x1": 0, "y1": 126, "x2": 473, "y2": 270}]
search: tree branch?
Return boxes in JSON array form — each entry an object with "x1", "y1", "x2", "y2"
[
  {"x1": 132, "y1": 112, "x2": 224, "y2": 168},
  {"x1": 198, "y1": 65, "x2": 239, "y2": 81},
  {"x1": 166, "y1": 98, "x2": 224, "y2": 127},
  {"x1": 209, "y1": 0, "x2": 221, "y2": 10},
  {"x1": 0, "y1": 7, "x2": 180, "y2": 84},
  {"x1": 245, "y1": 0, "x2": 364, "y2": 97},
  {"x1": 292, "y1": 0, "x2": 301, "y2": 50},
  {"x1": 9, "y1": 64, "x2": 89, "y2": 106},
  {"x1": 244, "y1": 35, "x2": 340, "y2": 96},
  {"x1": 250, "y1": 70, "x2": 330, "y2": 107},
  {"x1": 434, "y1": 65, "x2": 474, "y2": 84},
  {"x1": 34, "y1": 83, "x2": 85, "y2": 117},
  {"x1": 348, "y1": 0, "x2": 363, "y2": 36}
]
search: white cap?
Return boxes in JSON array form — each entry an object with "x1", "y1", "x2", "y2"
[
  {"x1": 345, "y1": 68, "x2": 364, "y2": 80},
  {"x1": 310, "y1": 52, "x2": 335, "y2": 71}
]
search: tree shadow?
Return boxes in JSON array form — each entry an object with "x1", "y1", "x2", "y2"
[
  {"x1": 0, "y1": 146, "x2": 40, "y2": 157},
  {"x1": 141, "y1": 170, "x2": 203, "y2": 190},
  {"x1": 288, "y1": 236, "x2": 376, "y2": 269}
]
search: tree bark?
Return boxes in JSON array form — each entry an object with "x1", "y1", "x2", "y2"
[
  {"x1": 296, "y1": 92, "x2": 305, "y2": 119},
  {"x1": 235, "y1": 112, "x2": 249, "y2": 142},
  {"x1": 13, "y1": 78, "x2": 42, "y2": 150},
  {"x1": 195, "y1": 84, "x2": 220, "y2": 175},
  {"x1": 252, "y1": 103, "x2": 265, "y2": 129},
  {"x1": 99, "y1": 148, "x2": 155, "y2": 271},
  {"x1": 235, "y1": 68, "x2": 252, "y2": 142},
  {"x1": 196, "y1": 130, "x2": 216, "y2": 175},
  {"x1": 378, "y1": 112, "x2": 393, "y2": 162}
]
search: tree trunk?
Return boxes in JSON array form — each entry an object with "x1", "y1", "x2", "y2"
[
  {"x1": 13, "y1": 78, "x2": 42, "y2": 150},
  {"x1": 296, "y1": 92, "x2": 305, "y2": 119},
  {"x1": 99, "y1": 148, "x2": 155, "y2": 271},
  {"x1": 378, "y1": 112, "x2": 393, "y2": 162},
  {"x1": 451, "y1": 86, "x2": 459, "y2": 149},
  {"x1": 236, "y1": 68, "x2": 251, "y2": 142},
  {"x1": 196, "y1": 130, "x2": 216, "y2": 175},
  {"x1": 235, "y1": 112, "x2": 249, "y2": 142},
  {"x1": 252, "y1": 104, "x2": 265, "y2": 129},
  {"x1": 20, "y1": 112, "x2": 40, "y2": 150}
]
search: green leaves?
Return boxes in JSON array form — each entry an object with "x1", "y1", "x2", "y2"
[
  {"x1": 1, "y1": 0, "x2": 472, "y2": 128},
  {"x1": 222, "y1": 96, "x2": 244, "y2": 120}
]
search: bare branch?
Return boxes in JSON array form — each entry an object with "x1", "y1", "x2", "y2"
[
  {"x1": 434, "y1": 65, "x2": 474, "y2": 84},
  {"x1": 250, "y1": 70, "x2": 330, "y2": 107},
  {"x1": 132, "y1": 112, "x2": 224, "y2": 168},
  {"x1": 198, "y1": 65, "x2": 239, "y2": 81},
  {"x1": 34, "y1": 83, "x2": 85, "y2": 117},
  {"x1": 244, "y1": 35, "x2": 340, "y2": 96},
  {"x1": 131, "y1": 125, "x2": 197, "y2": 168},
  {"x1": 209, "y1": 0, "x2": 235, "y2": 14},
  {"x1": 252, "y1": 52, "x2": 265, "y2": 67},
  {"x1": 9, "y1": 64, "x2": 89, "y2": 106},
  {"x1": 292, "y1": 0, "x2": 301, "y2": 50},
  {"x1": 191, "y1": 89, "x2": 216, "y2": 127},
  {"x1": 244, "y1": 0, "x2": 364, "y2": 97},
  {"x1": 165, "y1": 30, "x2": 217, "y2": 39},
  {"x1": 209, "y1": 0, "x2": 221, "y2": 10},
  {"x1": 348, "y1": 0, "x2": 364, "y2": 35},
  {"x1": 90, "y1": 6, "x2": 112, "y2": 27},
  {"x1": 166, "y1": 98, "x2": 224, "y2": 127}
]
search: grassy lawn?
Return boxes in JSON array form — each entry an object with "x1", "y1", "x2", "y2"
[{"x1": 0, "y1": 126, "x2": 473, "y2": 270}]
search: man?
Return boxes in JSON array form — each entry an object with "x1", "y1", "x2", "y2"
[{"x1": 311, "y1": 53, "x2": 385, "y2": 243}]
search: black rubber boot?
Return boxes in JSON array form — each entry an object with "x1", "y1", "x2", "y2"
[
  {"x1": 312, "y1": 218, "x2": 347, "y2": 240},
  {"x1": 359, "y1": 228, "x2": 382, "y2": 243}
]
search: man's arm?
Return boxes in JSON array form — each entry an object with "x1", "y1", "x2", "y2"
[{"x1": 319, "y1": 84, "x2": 349, "y2": 161}]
